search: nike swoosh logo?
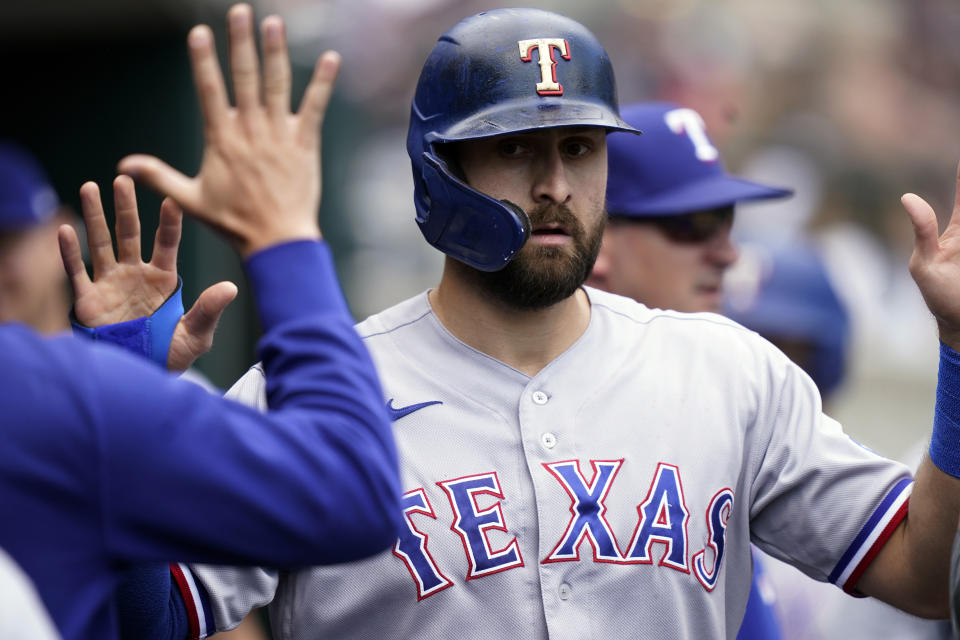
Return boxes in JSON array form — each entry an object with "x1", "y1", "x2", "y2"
[{"x1": 386, "y1": 398, "x2": 442, "y2": 421}]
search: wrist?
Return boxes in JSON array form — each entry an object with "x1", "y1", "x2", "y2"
[
  {"x1": 930, "y1": 342, "x2": 960, "y2": 477},
  {"x1": 70, "y1": 278, "x2": 184, "y2": 369},
  {"x1": 239, "y1": 226, "x2": 322, "y2": 259},
  {"x1": 939, "y1": 324, "x2": 960, "y2": 353}
]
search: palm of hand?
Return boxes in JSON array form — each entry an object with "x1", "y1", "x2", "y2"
[
  {"x1": 61, "y1": 178, "x2": 236, "y2": 371},
  {"x1": 72, "y1": 262, "x2": 177, "y2": 327}
]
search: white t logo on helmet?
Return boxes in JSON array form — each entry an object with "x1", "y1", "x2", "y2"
[
  {"x1": 518, "y1": 38, "x2": 571, "y2": 96},
  {"x1": 664, "y1": 108, "x2": 720, "y2": 163}
]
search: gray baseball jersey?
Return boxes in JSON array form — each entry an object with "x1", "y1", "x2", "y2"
[{"x1": 179, "y1": 288, "x2": 912, "y2": 640}]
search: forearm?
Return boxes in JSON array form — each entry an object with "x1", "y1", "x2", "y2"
[
  {"x1": 857, "y1": 342, "x2": 960, "y2": 617},
  {"x1": 857, "y1": 458, "x2": 960, "y2": 617},
  {"x1": 244, "y1": 240, "x2": 404, "y2": 560}
]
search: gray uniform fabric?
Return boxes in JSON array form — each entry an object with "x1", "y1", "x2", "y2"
[{"x1": 186, "y1": 288, "x2": 912, "y2": 640}]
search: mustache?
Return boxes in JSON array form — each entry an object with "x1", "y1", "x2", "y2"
[{"x1": 528, "y1": 203, "x2": 580, "y2": 228}]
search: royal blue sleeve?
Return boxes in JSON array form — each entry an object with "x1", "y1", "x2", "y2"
[
  {"x1": 92, "y1": 240, "x2": 403, "y2": 566},
  {"x1": 1, "y1": 240, "x2": 402, "y2": 638},
  {"x1": 4, "y1": 240, "x2": 402, "y2": 568}
]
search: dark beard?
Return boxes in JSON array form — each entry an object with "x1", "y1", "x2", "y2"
[{"x1": 465, "y1": 203, "x2": 605, "y2": 311}]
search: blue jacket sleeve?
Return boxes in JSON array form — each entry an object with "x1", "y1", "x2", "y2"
[
  {"x1": 95, "y1": 240, "x2": 403, "y2": 566},
  {"x1": 4, "y1": 240, "x2": 402, "y2": 568},
  {"x1": 2, "y1": 240, "x2": 402, "y2": 640}
]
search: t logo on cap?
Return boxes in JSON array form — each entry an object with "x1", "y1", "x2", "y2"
[
  {"x1": 664, "y1": 108, "x2": 719, "y2": 163},
  {"x1": 518, "y1": 38, "x2": 570, "y2": 96}
]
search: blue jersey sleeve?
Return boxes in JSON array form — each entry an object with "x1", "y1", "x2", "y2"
[
  {"x1": 1, "y1": 240, "x2": 403, "y2": 639},
  {"x1": 94, "y1": 240, "x2": 403, "y2": 566}
]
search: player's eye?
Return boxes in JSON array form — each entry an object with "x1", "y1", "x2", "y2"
[
  {"x1": 563, "y1": 140, "x2": 592, "y2": 158},
  {"x1": 498, "y1": 141, "x2": 528, "y2": 157}
]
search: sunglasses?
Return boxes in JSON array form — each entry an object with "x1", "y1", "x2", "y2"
[{"x1": 610, "y1": 207, "x2": 734, "y2": 244}]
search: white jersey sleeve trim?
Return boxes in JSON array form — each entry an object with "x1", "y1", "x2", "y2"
[
  {"x1": 828, "y1": 478, "x2": 913, "y2": 592},
  {"x1": 171, "y1": 563, "x2": 215, "y2": 640}
]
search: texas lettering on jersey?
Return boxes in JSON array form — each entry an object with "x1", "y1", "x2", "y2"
[{"x1": 393, "y1": 458, "x2": 733, "y2": 601}]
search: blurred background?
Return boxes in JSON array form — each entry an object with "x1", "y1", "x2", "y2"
[{"x1": 2, "y1": 0, "x2": 958, "y2": 459}]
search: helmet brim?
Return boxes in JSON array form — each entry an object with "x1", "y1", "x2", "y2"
[{"x1": 425, "y1": 97, "x2": 640, "y2": 143}]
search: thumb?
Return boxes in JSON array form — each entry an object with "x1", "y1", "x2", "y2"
[
  {"x1": 118, "y1": 154, "x2": 200, "y2": 214},
  {"x1": 902, "y1": 192, "x2": 940, "y2": 262},
  {"x1": 167, "y1": 281, "x2": 238, "y2": 371},
  {"x1": 182, "y1": 281, "x2": 238, "y2": 342}
]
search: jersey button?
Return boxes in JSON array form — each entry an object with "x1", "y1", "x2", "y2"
[
  {"x1": 558, "y1": 583, "x2": 572, "y2": 601},
  {"x1": 541, "y1": 432, "x2": 557, "y2": 449},
  {"x1": 532, "y1": 391, "x2": 549, "y2": 405}
]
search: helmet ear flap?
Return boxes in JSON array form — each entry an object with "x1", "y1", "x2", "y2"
[
  {"x1": 417, "y1": 152, "x2": 530, "y2": 272},
  {"x1": 500, "y1": 199, "x2": 531, "y2": 239}
]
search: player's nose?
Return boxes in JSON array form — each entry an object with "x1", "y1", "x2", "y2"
[
  {"x1": 705, "y1": 227, "x2": 738, "y2": 268},
  {"x1": 531, "y1": 147, "x2": 572, "y2": 205}
]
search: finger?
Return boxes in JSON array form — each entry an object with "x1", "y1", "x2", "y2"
[
  {"x1": 228, "y1": 4, "x2": 262, "y2": 115},
  {"x1": 261, "y1": 15, "x2": 291, "y2": 122},
  {"x1": 902, "y1": 193, "x2": 940, "y2": 262},
  {"x1": 118, "y1": 155, "x2": 201, "y2": 214},
  {"x1": 950, "y1": 160, "x2": 960, "y2": 229},
  {"x1": 188, "y1": 25, "x2": 230, "y2": 136},
  {"x1": 296, "y1": 50, "x2": 341, "y2": 147},
  {"x1": 113, "y1": 175, "x2": 143, "y2": 265},
  {"x1": 151, "y1": 198, "x2": 183, "y2": 272},
  {"x1": 57, "y1": 224, "x2": 93, "y2": 298},
  {"x1": 78, "y1": 181, "x2": 116, "y2": 278},
  {"x1": 176, "y1": 281, "x2": 238, "y2": 358}
]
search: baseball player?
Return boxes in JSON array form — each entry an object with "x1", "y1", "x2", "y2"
[
  {"x1": 116, "y1": 6, "x2": 960, "y2": 640},
  {"x1": 585, "y1": 101, "x2": 791, "y2": 640},
  {"x1": 0, "y1": 10, "x2": 403, "y2": 640}
]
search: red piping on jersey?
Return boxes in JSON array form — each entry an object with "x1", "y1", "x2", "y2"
[
  {"x1": 842, "y1": 497, "x2": 909, "y2": 595},
  {"x1": 170, "y1": 563, "x2": 201, "y2": 640}
]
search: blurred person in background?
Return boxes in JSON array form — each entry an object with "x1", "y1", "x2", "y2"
[
  {"x1": 726, "y1": 241, "x2": 951, "y2": 640},
  {"x1": 585, "y1": 100, "x2": 791, "y2": 639},
  {"x1": 0, "y1": 141, "x2": 78, "y2": 333},
  {"x1": 587, "y1": 101, "x2": 790, "y2": 314}
]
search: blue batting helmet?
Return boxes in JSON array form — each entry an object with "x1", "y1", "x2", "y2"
[
  {"x1": 407, "y1": 7, "x2": 638, "y2": 271},
  {"x1": 606, "y1": 102, "x2": 791, "y2": 218},
  {"x1": 725, "y1": 243, "x2": 849, "y2": 397}
]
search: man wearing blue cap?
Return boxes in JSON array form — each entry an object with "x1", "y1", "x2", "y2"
[
  {"x1": 0, "y1": 142, "x2": 76, "y2": 333},
  {"x1": 587, "y1": 102, "x2": 790, "y2": 313}
]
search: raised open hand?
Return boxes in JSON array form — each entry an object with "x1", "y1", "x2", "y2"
[
  {"x1": 117, "y1": 4, "x2": 341, "y2": 257},
  {"x1": 58, "y1": 176, "x2": 237, "y2": 371},
  {"x1": 902, "y1": 161, "x2": 960, "y2": 349}
]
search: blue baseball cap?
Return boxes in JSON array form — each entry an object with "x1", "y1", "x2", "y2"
[
  {"x1": 0, "y1": 142, "x2": 60, "y2": 231},
  {"x1": 606, "y1": 102, "x2": 791, "y2": 217},
  {"x1": 725, "y1": 242, "x2": 849, "y2": 396}
]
